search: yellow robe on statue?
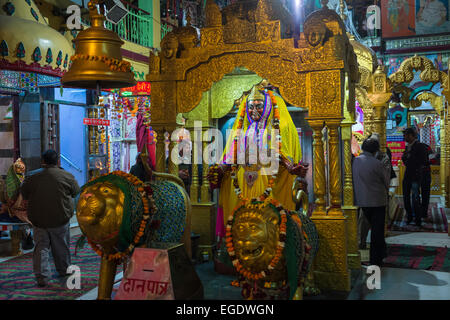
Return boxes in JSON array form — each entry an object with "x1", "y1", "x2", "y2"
[{"x1": 217, "y1": 90, "x2": 302, "y2": 233}]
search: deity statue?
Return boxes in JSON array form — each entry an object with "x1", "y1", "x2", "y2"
[
  {"x1": 208, "y1": 84, "x2": 317, "y2": 300},
  {"x1": 209, "y1": 84, "x2": 308, "y2": 231}
]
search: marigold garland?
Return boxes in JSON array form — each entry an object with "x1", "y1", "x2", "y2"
[
  {"x1": 231, "y1": 90, "x2": 281, "y2": 202},
  {"x1": 87, "y1": 170, "x2": 157, "y2": 262},
  {"x1": 225, "y1": 199, "x2": 287, "y2": 281}
]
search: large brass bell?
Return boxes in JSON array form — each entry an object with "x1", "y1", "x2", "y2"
[{"x1": 61, "y1": 1, "x2": 136, "y2": 89}]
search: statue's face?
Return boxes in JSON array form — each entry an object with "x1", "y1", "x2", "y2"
[
  {"x1": 232, "y1": 207, "x2": 280, "y2": 273},
  {"x1": 76, "y1": 182, "x2": 124, "y2": 246},
  {"x1": 161, "y1": 35, "x2": 178, "y2": 59},
  {"x1": 14, "y1": 159, "x2": 25, "y2": 174},
  {"x1": 247, "y1": 99, "x2": 264, "y2": 122}
]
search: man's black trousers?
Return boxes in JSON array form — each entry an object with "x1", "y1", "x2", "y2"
[{"x1": 362, "y1": 206, "x2": 387, "y2": 266}]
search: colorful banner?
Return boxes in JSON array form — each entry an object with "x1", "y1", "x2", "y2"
[
  {"x1": 387, "y1": 139, "x2": 406, "y2": 167},
  {"x1": 120, "y1": 81, "x2": 151, "y2": 97},
  {"x1": 83, "y1": 118, "x2": 110, "y2": 126}
]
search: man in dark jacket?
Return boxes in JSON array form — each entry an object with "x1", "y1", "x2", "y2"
[
  {"x1": 420, "y1": 144, "x2": 432, "y2": 221},
  {"x1": 402, "y1": 127, "x2": 430, "y2": 227},
  {"x1": 21, "y1": 150, "x2": 80, "y2": 287}
]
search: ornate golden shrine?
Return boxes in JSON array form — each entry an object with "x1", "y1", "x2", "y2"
[{"x1": 147, "y1": 0, "x2": 359, "y2": 291}]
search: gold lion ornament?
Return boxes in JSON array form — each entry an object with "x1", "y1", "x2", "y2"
[{"x1": 77, "y1": 181, "x2": 125, "y2": 249}]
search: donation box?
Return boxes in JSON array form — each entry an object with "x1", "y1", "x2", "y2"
[{"x1": 114, "y1": 243, "x2": 203, "y2": 300}]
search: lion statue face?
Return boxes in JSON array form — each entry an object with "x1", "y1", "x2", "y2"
[
  {"x1": 232, "y1": 206, "x2": 281, "y2": 275},
  {"x1": 76, "y1": 182, "x2": 124, "y2": 248}
]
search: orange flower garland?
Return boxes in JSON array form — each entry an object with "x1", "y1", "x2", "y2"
[
  {"x1": 225, "y1": 199, "x2": 287, "y2": 281},
  {"x1": 231, "y1": 89, "x2": 281, "y2": 202},
  {"x1": 87, "y1": 171, "x2": 156, "y2": 262}
]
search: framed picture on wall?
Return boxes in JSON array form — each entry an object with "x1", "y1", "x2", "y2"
[
  {"x1": 381, "y1": 0, "x2": 450, "y2": 38},
  {"x1": 415, "y1": 0, "x2": 450, "y2": 35},
  {"x1": 381, "y1": 0, "x2": 416, "y2": 38}
]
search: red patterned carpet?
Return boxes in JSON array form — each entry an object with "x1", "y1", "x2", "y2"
[
  {"x1": 0, "y1": 235, "x2": 121, "y2": 300},
  {"x1": 389, "y1": 201, "x2": 448, "y2": 233},
  {"x1": 383, "y1": 244, "x2": 450, "y2": 272}
]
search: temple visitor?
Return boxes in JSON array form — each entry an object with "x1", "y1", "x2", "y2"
[
  {"x1": 358, "y1": 133, "x2": 396, "y2": 249},
  {"x1": 401, "y1": 127, "x2": 431, "y2": 227},
  {"x1": 20, "y1": 150, "x2": 80, "y2": 287},
  {"x1": 420, "y1": 144, "x2": 433, "y2": 222},
  {"x1": 130, "y1": 153, "x2": 150, "y2": 182},
  {"x1": 353, "y1": 138, "x2": 390, "y2": 267}
]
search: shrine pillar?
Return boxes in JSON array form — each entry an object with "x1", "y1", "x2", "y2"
[
  {"x1": 367, "y1": 66, "x2": 391, "y2": 153},
  {"x1": 446, "y1": 112, "x2": 450, "y2": 210},
  {"x1": 167, "y1": 126, "x2": 179, "y2": 176},
  {"x1": 307, "y1": 69, "x2": 351, "y2": 292},
  {"x1": 367, "y1": 66, "x2": 392, "y2": 237},
  {"x1": 184, "y1": 92, "x2": 216, "y2": 261},
  {"x1": 154, "y1": 126, "x2": 166, "y2": 172},
  {"x1": 437, "y1": 103, "x2": 447, "y2": 204},
  {"x1": 442, "y1": 65, "x2": 450, "y2": 209},
  {"x1": 341, "y1": 75, "x2": 360, "y2": 269},
  {"x1": 188, "y1": 126, "x2": 201, "y2": 204}
]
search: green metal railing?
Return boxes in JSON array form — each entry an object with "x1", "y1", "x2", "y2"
[
  {"x1": 101, "y1": 1, "x2": 173, "y2": 48},
  {"x1": 161, "y1": 23, "x2": 172, "y2": 40},
  {"x1": 79, "y1": 2, "x2": 175, "y2": 48},
  {"x1": 104, "y1": 4, "x2": 154, "y2": 47}
]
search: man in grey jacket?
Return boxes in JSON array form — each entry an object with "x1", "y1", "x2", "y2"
[
  {"x1": 353, "y1": 138, "x2": 390, "y2": 267},
  {"x1": 21, "y1": 150, "x2": 80, "y2": 287}
]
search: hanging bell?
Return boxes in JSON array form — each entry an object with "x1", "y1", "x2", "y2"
[{"x1": 61, "y1": 1, "x2": 136, "y2": 89}]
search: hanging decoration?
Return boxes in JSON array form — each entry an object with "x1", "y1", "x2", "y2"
[
  {"x1": 56, "y1": 51, "x2": 63, "y2": 67},
  {"x1": 45, "y1": 48, "x2": 53, "y2": 64},
  {"x1": 16, "y1": 42, "x2": 25, "y2": 59},
  {"x1": 0, "y1": 40, "x2": 8, "y2": 57},
  {"x1": 32, "y1": 47, "x2": 42, "y2": 62},
  {"x1": 2, "y1": 2, "x2": 15, "y2": 16},
  {"x1": 30, "y1": 7, "x2": 39, "y2": 21},
  {"x1": 63, "y1": 54, "x2": 68, "y2": 68}
]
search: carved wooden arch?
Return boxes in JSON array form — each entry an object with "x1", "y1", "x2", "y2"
[
  {"x1": 389, "y1": 55, "x2": 448, "y2": 110},
  {"x1": 177, "y1": 49, "x2": 310, "y2": 114},
  {"x1": 148, "y1": 1, "x2": 358, "y2": 127}
]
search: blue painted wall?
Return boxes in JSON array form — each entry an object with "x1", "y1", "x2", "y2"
[{"x1": 54, "y1": 88, "x2": 87, "y2": 187}]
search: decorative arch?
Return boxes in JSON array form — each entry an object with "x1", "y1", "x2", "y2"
[
  {"x1": 147, "y1": 0, "x2": 358, "y2": 127},
  {"x1": 389, "y1": 55, "x2": 447, "y2": 111},
  {"x1": 390, "y1": 55, "x2": 448, "y2": 204}
]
